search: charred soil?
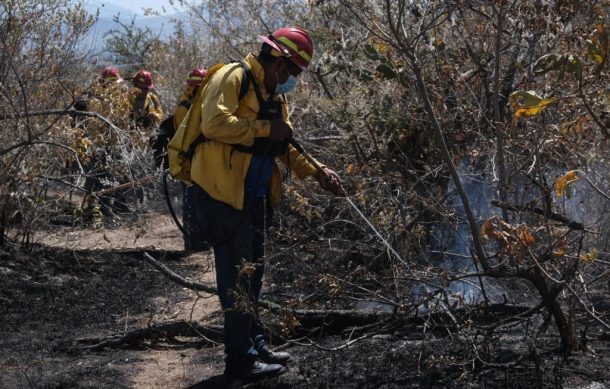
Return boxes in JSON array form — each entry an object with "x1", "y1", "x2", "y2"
[{"x1": 0, "y1": 213, "x2": 608, "y2": 388}]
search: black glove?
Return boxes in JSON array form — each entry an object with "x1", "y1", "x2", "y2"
[
  {"x1": 136, "y1": 115, "x2": 153, "y2": 128},
  {"x1": 149, "y1": 131, "x2": 169, "y2": 168},
  {"x1": 74, "y1": 100, "x2": 88, "y2": 111}
]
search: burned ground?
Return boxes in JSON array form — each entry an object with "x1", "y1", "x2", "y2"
[{"x1": 0, "y1": 211, "x2": 608, "y2": 389}]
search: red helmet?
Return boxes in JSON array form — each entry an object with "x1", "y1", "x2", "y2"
[
  {"x1": 100, "y1": 66, "x2": 121, "y2": 84},
  {"x1": 187, "y1": 68, "x2": 207, "y2": 86},
  {"x1": 133, "y1": 69, "x2": 155, "y2": 89},
  {"x1": 259, "y1": 27, "x2": 314, "y2": 70}
]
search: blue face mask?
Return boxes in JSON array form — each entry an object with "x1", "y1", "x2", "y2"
[{"x1": 276, "y1": 75, "x2": 298, "y2": 94}]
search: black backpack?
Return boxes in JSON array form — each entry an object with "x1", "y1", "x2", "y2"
[{"x1": 150, "y1": 115, "x2": 175, "y2": 168}]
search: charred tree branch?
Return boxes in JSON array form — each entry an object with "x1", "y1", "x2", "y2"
[
  {"x1": 75, "y1": 320, "x2": 224, "y2": 351},
  {"x1": 143, "y1": 252, "x2": 285, "y2": 313},
  {"x1": 142, "y1": 252, "x2": 217, "y2": 294},
  {"x1": 491, "y1": 200, "x2": 584, "y2": 230},
  {"x1": 0, "y1": 109, "x2": 122, "y2": 157}
]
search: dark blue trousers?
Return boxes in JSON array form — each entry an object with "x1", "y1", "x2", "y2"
[
  {"x1": 183, "y1": 184, "x2": 210, "y2": 251},
  {"x1": 190, "y1": 184, "x2": 266, "y2": 369}
]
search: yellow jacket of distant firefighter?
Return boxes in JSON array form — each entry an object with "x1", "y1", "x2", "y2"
[
  {"x1": 128, "y1": 89, "x2": 164, "y2": 125},
  {"x1": 173, "y1": 85, "x2": 197, "y2": 130}
]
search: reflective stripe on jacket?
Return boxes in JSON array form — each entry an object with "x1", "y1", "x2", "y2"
[{"x1": 190, "y1": 53, "x2": 321, "y2": 210}]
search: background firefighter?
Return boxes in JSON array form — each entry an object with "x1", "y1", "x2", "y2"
[
  {"x1": 128, "y1": 69, "x2": 163, "y2": 141},
  {"x1": 150, "y1": 68, "x2": 209, "y2": 252},
  {"x1": 72, "y1": 66, "x2": 134, "y2": 220}
]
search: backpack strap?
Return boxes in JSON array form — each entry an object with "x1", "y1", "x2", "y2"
[
  {"x1": 187, "y1": 133, "x2": 205, "y2": 161},
  {"x1": 237, "y1": 61, "x2": 251, "y2": 101},
  {"x1": 231, "y1": 63, "x2": 288, "y2": 157},
  {"x1": 241, "y1": 61, "x2": 264, "y2": 105}
]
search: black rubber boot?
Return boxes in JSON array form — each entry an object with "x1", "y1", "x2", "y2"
[
  {"x1": 225, "y1": 360, "x2": 286, "y2": 382},
  {"x1": 257, "y1": 345, "x2": 292, "y2": 366}
]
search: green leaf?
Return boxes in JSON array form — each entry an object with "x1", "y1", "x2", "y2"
[
  {"x1": 376, "y1": 63, "x2": 397, "y2": 79},
  {"x1": 533, "y1": 54, "x2": 563, "y2": 75},
  {"x1": 586, "y1": 39, "x2": 605, "y2": 64},
  {"x1": 354, "y1": 69, "x2": 374, "y2": 82},
  {"x1": 509, "y1": 91, "x2": 557, "y2": 118},
  {"x1": 587, "y1": 24, "x2": 608, "y2": 71},
  {"x1": 533, "y1": 53, "x2": 582, "y2": 80},
  {"x1": 565, "y1": 182, "x2": 576, "y2": 199},
  {"x1": 565, "y1": 54, "x2": 582, "y2": 73},
  {"x1": 364, "y1": 44, "x2": 382, "y2": 61}
]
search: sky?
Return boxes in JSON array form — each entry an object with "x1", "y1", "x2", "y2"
[{"x1": 90, "y1": 0, "x2": 183, "y2": 16}]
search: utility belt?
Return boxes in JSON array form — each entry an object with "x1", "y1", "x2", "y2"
[{"x1": 232, "y1": 138, "x2": 288, "y2": 156}]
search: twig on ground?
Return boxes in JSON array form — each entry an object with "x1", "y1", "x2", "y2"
[
  {"x1": 304, "y1": 333, "x2": 371, "y2": 352},
  {"x1": 143, "y1": 251, "x2": 216, "y2": 294},
  {"x1": 77, "y1": 320, "x2": 224, "y2": 351}
]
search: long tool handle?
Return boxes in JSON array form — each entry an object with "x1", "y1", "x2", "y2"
[
  {"x1": 289, "y1": 137, "x2": 348, "y2": 197},
  {"x1": 92, "y1": 175, "x2": 156, "y2": 196},
  {"x1": 290, "y1": 138, "x2": 407, "y2": 265},
  {"x1": 289, "y1": 137, "x2": 326, "y2": 174}
]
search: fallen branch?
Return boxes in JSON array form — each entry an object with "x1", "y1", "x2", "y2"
[
  {"x1": 491, "y1": 200, "x2": 584, "y2": 230},
  {"x1": 141, "y1": 252, "x2": 536, "y2": 340},
  {"x1": 76, "y1": 320, "x2": 223, "y2": 351},
  {"x1": 142, "y1": 252, "x2": 386, "y2": 323},
  {"x1": 92, "y1": 175, "x2": 157, "y2": 196},
  {"x1": 143, "y1": 251, "x2": 283, "y2": 313},
  {"x1": 143, "y1": 251, "x2": 217, "y2": 294},
  {"x1": 304, "y1": 333, "x2": 370, "y2": 351},
  {"x1": 295, "y1": 310, "x2": 388, "y2": 335},
  {"x1": 120, "y1": 248, "x2": 186, "y2": 261}
]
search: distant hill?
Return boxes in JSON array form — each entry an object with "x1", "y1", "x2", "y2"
[{"x1": 81, "y1": 0, "x2": 180, "y2": 55}]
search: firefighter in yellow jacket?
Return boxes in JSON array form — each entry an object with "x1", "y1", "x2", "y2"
[
  {"x1": 73, "y1": 67, "x2": 134, "y2": 219},
  {"x1": 189, "y1": 27, "x2": 341, "y2": 382},
  {"x1": 150, "y1": 68, "x2": 207, "y2": 168},
  {"x1": 174, "y1": 68, "x2": 207, "y2": 130},
  {"x1": 128, "y1": 69, "x2": 163, "y2": 135},
  {"x1": 150, "y1": 68, "x2": 209, "y2": 252}
]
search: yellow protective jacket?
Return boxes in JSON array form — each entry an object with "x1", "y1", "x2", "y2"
[
  {"x1": 191, "y1": 53, "x2": 321, "y2": 210},
  {"x1": 128, "y1": 89, "x2": 164, "y2": 125},
  {"x1": 173, "y1": 84, "x2": 197, "y2": 130}
]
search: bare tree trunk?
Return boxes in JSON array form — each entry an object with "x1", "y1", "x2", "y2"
[
  {"x1": 373, "y1": 0, "x2": 489, "y2": 269},
  {"x1": 0, "y1": 201, "x2": 6, "y2": 247},
  {"x1": 492, "y1": 3, "x2": 509, "y2": 221},
  {"x1": 402, "y1": 55, "x2": 489, "y2": 270},
  {"x1": 527, "y1": 270, "x2": 578, "y2": 352}
]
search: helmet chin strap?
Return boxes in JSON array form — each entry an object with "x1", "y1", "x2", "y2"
[
  {"x1": 272, "y1": 70, "x2": 281, "y2": 95},
  {"x1": 272, "y1": 60, "x2": 286, "y2": 93}
]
